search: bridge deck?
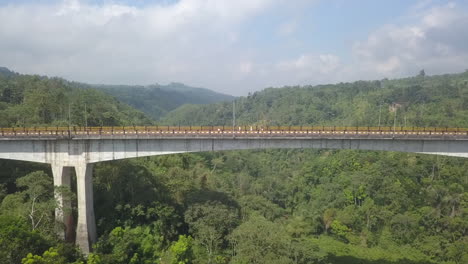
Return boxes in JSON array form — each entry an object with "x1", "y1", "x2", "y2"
[{"x1": 1, "y1": 126, "x2": 468, "y2": 140}]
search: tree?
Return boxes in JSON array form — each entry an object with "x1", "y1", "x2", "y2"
[
  {"x1": 330, "y1": 220, "x2": 350, "y2": 240},
  {"x1": 22, "y1": 247, "x2": 74, "y2": 264},
  {"x1": 0, "y1": 215, "x2": 50, "y2": 264},
  {"x1": 443, "y1": 183, "x2": 464, "y2": 217},
  {"x1": 0, "y1": 171, "x2": 55, "y2": 234},
  {"x1": 418, "y1": 69, "x2": 426, "y2": 77},
  {"x1": 229, "y1": 216, "x2": 291, "y2": 264},
  {"x1": 322, "y1": 208, "x2": 336, "y2": 233},
  {"x1": 15, "y1": 171, "x2": 55, "y2": 231},
  {"x1": 359, "y1": 198, "x2": 379, "y2": 230},
  {"x1": 184, "y1": 201, "x2": 239, "y2": 263},
  {"x1": 161, "y1": 235, "x2": 194, "y2": 264},
  {"x1": 390, "y1": 213, "x2": 420, "y2": 244},
  {"x1": 446, "y1": 238, "x2": 468, "y2": 264},
  {"x1": 93, "y1": 225, "x2": 164, "y2": 264}
]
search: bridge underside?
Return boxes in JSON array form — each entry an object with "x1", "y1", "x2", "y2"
[
  {"x1": 0, "y1": 136, "x2": 467, "y2": 254},
  {"x1": 1, "y1": 137, "x2": 468, "y2": 164}
]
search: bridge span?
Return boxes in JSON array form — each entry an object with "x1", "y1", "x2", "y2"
[{"x1": 1, "y1": 126, "x2": 467, "y2": 253}]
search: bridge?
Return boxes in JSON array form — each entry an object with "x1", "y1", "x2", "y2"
[{"x1": 1, "y1": 125, "x2": 468, "y2": 254}]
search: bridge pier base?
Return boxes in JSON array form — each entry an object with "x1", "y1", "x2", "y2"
[
  {"x1": 52, "y1": 162, "x2": 96, "y2": 255},
  {"x1": 75, "y1": 163, "x2": 96, "y2": 255}
]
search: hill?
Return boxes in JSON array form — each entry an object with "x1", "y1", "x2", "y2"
[
  {"x1": 163, "y1": 71, "x2": 468, "y2": 128},
  {"x1": 0, "y1": 66, "x2": 17, "y2": 78},
  {"x1": 0, "y1": 71, "x2": 152, "y2": 127},
  {"x1": 93, "y1": 82, "x2": 234, "y2": 120}
]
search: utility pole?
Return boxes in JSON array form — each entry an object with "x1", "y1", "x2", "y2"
[
  {"x1": 393, "y1": 108, "x2": 397, "y2": 136},
  {"x1": 68, "y1": 103, "x2": 71, "y2": 129},
  {"x1": 232, "y1": 100, "x2": 236, "y2": 133},
  {"x1": 378, "y1": 103, "x2": 382, "y2": 127},
  {"x1": 68, "y1": 103, "x2": 72, "y2": 138},
  {"x1": 84, "y1": 103, "x2": 88, "y2": 128}
]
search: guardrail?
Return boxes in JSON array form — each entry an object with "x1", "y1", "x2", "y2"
[{"x1": 1, "y1": 126, "x2": 468, "y2": 138}]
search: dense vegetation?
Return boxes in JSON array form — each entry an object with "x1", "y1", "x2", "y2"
[
  {"x1": 163, "y1": 71, "x2": 468, "y2": 128},
  {"x1": 0, "y1": 68, "x2": 152, "y2": 127},
  {"x1": 0, "y1": 69, "x2": 466, "y2": 263},
  {"x1": 92, "y1": 83, "x2": 234, "y2": 120}
]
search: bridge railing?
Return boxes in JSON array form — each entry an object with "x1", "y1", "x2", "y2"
[{"x1": 1, "y1": 126, "x2": 468, "y2": 137}]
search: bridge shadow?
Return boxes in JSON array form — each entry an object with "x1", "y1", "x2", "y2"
[
  {"x1": 92, "y1": 160, "x2": 176, "y2": 233},
  {"x1": 327, "y1": 256, "x2": 432, "y2": 264},
  {"x1": 0, "y1": 160, "x2": 49, "y2": 192}
]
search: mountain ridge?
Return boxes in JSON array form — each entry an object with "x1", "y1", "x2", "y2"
[
  {"x1": 162, "y1": 71, "x2": 468, "y2": 127},
  {"x1": 0, "y1": 66, "x2": 235, "y2": 121},
  {"x1": 93, "y1": 82, "x2": 234, "y2": 120}
]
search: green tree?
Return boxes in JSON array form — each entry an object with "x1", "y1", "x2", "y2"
[
  {"x1": 94, "y1": 225, "x2": 164, "y2": 264},
  {"x1": 0, "y1": 215, "x2": 51, "y2": 264},
  {"x1": 0, "y1": 171, "x2": 55, "y2": 233},
  {"x1": 229, "y1": 215, "x2": 291, "y2": 264},
  {"x1": 161, "y1": 235, "x2": 194, "y2": 264},
  {"x1": 184, "y1": 201, "x2": 239, "y2": 263}
]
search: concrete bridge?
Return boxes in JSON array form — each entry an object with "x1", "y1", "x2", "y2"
[{"x1": 1, "y1": 126, "x2": 468, "y2": 254}]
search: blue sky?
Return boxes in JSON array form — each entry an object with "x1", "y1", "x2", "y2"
[{"x1": 0, "y1": 0, "x2": 467, "y2": 95}]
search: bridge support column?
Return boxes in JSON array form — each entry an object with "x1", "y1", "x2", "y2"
[
  {"x1": 75, "y1": 163, "x2": 97, "y2": 255},
  {"x1": 52, "y1": 165, "x2": 73, "y2": 242}
]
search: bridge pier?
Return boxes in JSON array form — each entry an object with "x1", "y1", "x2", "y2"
[
  {"x1": 52, "y1": 162, "x2": 96, "y2": 255},
  {"x1": 52, "y1": 165, "x2": 73, "y2": 242},
  {"x1": 75, "y1": 163, "x2": 97, "y2": 254}
]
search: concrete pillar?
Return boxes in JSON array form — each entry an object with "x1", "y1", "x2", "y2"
[
  {"x1": 75, "y1": 163, "x2": 97, "y2": 254},
  {"x1": 52, "y1": 165, "x2": 73, "y2": 242}
]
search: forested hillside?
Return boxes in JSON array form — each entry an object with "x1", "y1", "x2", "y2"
[
  {"x1": 92, "y1": 83, "x2": 234, "y2": 120},
  {"x1": 0, "y1": 68, "x2": 152, "y2": 127},
  {"x1": 163, "y1": 71, "x2": 468, "y2": 127},
  {"x1": 0, "y1": 70, "x2": 466, "y2": 264}
]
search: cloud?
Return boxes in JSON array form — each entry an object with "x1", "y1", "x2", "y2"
[
  {"x1": 0, "y1": 0, "x2": 278, "y2": 94},
  {"x1": 0, "y1": 1, "x2": 466, "y2": 96},
  {"x1": 273, "y1": 54, "x2": 341, "y2": 85},
  {"x1": 262, "y1": 2, "x2": 468, "y2": 88},
  {"x1": 277, "y1": 54, "x2": 340, "y2": 73},
  {"x1": 351, "y1": 3, "x2": 468, "y2": 79}
]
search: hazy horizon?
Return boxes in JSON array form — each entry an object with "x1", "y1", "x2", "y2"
[
  {"x1": 1, "y1": 0, "x2": 467, "y2": 95},
  {"x1": 2, "y1": 65, "x2": 468, "y2": 97}
]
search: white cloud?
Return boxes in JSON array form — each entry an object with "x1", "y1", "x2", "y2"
[
  {"x1": 247, "y1": 53, "x2": 343, "y2": 88},
  {"x1": 0, "y1": 0, "x2": 278, "y2": 94},
  {"x1": 0, "y1": 1, "x2": 466, "y2": 96},
  {"x1": 276, "y1": 54, "x2": 340, "y2": 74},
  {"x1": 267, "y1": 2, "x2": 468, "y2": 88},
  {"x1": 351, "y1": 3, "x2": 468, "y2": 79}
]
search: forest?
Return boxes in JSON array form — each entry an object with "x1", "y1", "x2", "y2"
[
  {"x1": 0, "y1": 69, "x2": 466, "y2": 264},
  {"x1": 163, "y1": 71, "x2": 468, "y2": 128},
  {"x1": 82, "y1": 82, "x2": 233, "y2": 121}
]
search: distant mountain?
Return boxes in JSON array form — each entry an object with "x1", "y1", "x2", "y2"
[
  {"x1": 0, "y1": 67, "x2": 17, "y2": 77},
  {"x1": 0, "y1": 68, "x2": 233, "y2": 121},
  {"x1": 94, "y1": 83, "x2": 234, "y2": 120}
]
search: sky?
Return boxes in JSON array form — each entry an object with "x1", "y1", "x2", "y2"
[{"x1": 0, "y1": 0, "x2": 467, "y2": 95}]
